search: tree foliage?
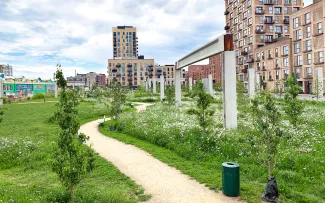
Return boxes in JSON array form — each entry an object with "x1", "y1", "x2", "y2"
[
  {"x1": 251, "y1": 91, "x2": 282, "y2": 180},
  {"x1": 187, "y1": 81, "x2": 215, "y2": 133},
  {"x1": 284, "y1": 73, "x2": 304, "y2": 127},
  {"x1": 109, "y1": 82, "x2": 126, "y2": 120},
  {"x1": 52, "y1": 66, "x2": 95, "y2": 203}
]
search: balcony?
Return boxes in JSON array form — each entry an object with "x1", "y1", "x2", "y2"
[
  {"x1": 246, "y1": 58, "x2": 254, "y2": 63},
  {"x1": 238, "y1": 61, "x2": 244, "y2": 65},
  {"x1": 282, "y1": 54, "x2": 289, "y2": 57},
  {"x1": 255, "y1": 29, "x2": 266, "y2": 34},
  {"x1": 128, "y1": 78, "x2": 132, "y2": 81},
  {"x1": 268, "y1": 55, "x2": 273, "y2": 60},
  {"x1": 262, "y1": 66, "x2": 266, "y2": 71},
  {"x1": 116, "y1": 73, "x2": 121, "y2": 77},
  {"x1": 241, "y1": 51, "x2": 249, "y2": 55},
  {"x1": 264, "y1": 0, "x2": 273, "y2": 5},
  {"x1": 265, "y1": 38, "x2": 276, "y2": 43},
  {"x1": 112, "y1": 68, "x2": 117, "y2": 73},
  {"x1": 255, "y1": 10, "x2": 265, "y2": 15},
  {"x1": 224, "y1": 9, "x2": 230, "y2": 15},
  {"x1": 116, "y1": 64, "x2": 121, "y2": 68},
  {"x1": 283, "y1": 19, "x2": 290, "y2": 24},
  {"x1": 275, "y1": 65, "x2": 280, "y2": 69},
  {"x1": 127, "y1": 68, "x2": 132, "y2": 72},
  {"x1": 127, "y1": 64, "x2": 132, "y2": 68},
  {"x1": 241, "y1": 67, "x2": 248, "y2": 74},
  {"x1": 156, "y1": 68, "x2": 162, "y2": 72},
  {"x1": 225, "y1": 25, "x2": 230, "y2": 30},
  {"x1": 264, "y1": 20, "x2": 275, "y2": 24},
  {"x1": 268, "y1": 78, "x2": 274, "y2": 81}
]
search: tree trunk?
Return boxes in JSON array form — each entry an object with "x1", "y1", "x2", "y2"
[
  {"x1": 268, "y1": 160, "x2": 271, "y2": 180},
  {"x1": 71, "y1": 184, "x2": 75, "y2": 203}
]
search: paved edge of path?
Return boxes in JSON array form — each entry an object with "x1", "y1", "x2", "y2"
[{"x1": 80, "y1": 103, "x2": 244, "y2": 203}]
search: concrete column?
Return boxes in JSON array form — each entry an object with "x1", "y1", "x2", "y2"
[
  {"x1": 175, "y1": 68, "x2": 182, "y2": 106},
  {"x1": 189, "y1": 77, "x2": 193, "y2": 90},
  {"x1": 208, "y1": 74, "x2": 213, "y2": 95},
  {"x1": 160, "y1": 75, "x2": 164, "y2": 100},
  {"x1": 0, "y1": 79, "x2": 3, "y2": 98},
  {"x1": 223, "y1": 51, "x2": 237, "y2": 129},
  {"x1": 54, "y1": 83, "x2": 58, "y2": 98},
  {"x1": 316, "y1": 67, "x2": 324, "y2": 98},
  {"x1": 248, "y1": 68, "x2": 255, "y2": 99},
  {"x1": 153, "y1": 78, "x2": 157, "y2": 94}
]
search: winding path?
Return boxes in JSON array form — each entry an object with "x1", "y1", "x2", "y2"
[{"x1": 80, "y1": 103, "x2": 242, "y2": 203}]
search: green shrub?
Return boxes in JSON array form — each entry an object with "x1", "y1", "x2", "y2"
[
  {"x1": 32, "y1": 94, "x2": 45, "y2": 100},
  {"x1": 1, "y1": 96, "x2": 8, "y2": 104}
]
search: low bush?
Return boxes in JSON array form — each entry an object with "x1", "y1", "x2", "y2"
[
  {"x1": 32, "y1": 94, "x2": 45, "y2": 100},
  {"x1": 1, "y1": 96, "x2": 8, "y2": 104}
]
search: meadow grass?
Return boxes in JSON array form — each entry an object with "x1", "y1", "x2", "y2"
[
  {"x1": 100, "y1": 100, "x2": 325, "y2": 203},
  {"x1": 0, "y1": 101, "x2": 149, "y2": 203}
]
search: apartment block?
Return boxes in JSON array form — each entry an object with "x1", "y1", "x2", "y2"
[
  {"x1": 188, "y1": 55, "x2": 223, "y2": 85},
  {"x1": 67, "y1": 72, "x2": 105, "y2": 89},
  {"x1": 290, "y1": 0, "x2": 325, "y2": 94},
  {"x1": 254, "y1": 37, "x2": 292, "y2": 90},
  {"x1": 112, "y1": 26, "x2": 138, "y2": 59},
  {"x1": 108, "y1": 58, "x2": 154, "y2": 87},
  {"x1": 224, "y1": 0, "x2": 303, "y2": 86},
  {"x1": 0, "y1": 64, "x2": 13, "y2": 77}
]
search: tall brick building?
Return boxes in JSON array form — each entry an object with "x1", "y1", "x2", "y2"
[{"x1": 224, "y1": 0, "x2": 304, "y2": 87}]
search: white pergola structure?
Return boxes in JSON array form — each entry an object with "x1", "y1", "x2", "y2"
[{"x1": 174, "y1": 34, "x2": 237, "y2": 129}]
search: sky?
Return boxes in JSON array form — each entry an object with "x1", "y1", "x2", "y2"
[{"x1": 0, "y1": 0, "x2": 313, "y2": 79}]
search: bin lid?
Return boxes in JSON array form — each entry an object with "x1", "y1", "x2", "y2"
[{"x1": 222, "y1": 162, "x2": 239, "y2": 168}]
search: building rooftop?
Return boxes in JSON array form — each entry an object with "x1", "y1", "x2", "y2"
[{"x1": 116, "y1": 26, "x2": 134, "y2": 29}]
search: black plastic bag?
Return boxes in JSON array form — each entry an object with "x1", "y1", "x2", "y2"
[{"x1": 261, "y1": 177, "x2": 279, "y2": 202}]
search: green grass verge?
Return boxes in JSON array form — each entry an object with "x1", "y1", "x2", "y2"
[{"x1": 0, "y1": 102, "x2": 149, "y2": 203}]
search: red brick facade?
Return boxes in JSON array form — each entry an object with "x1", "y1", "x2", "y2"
[{"x1": 188, "y1": 55, "x2": 222, "y2": 84}]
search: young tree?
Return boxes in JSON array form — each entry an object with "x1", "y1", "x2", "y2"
[
  {"x1": 109, "y1": 82, "x2": 126, "y2": 120},
  {"x1": 187, "y1": 81, "x2": 215, "y2": 133},
  {"x1": 164, "y1": 85, "x2": 175, "y2": 107},
  {"x1": 52, "y1": 66, "x2": 95, "y2": 203},
  {"x1": 237, "y1": 79, "x2": 249, "y2": 109},
  {"x1": 284, "y1": 73, "x2": 304, "y2": 127},
  {"x1": 315, "y1": 76, "x2": 323, "y2": 101},
  {"x1": 251, "y1": 91, "x2": 282, "y2": 202}
]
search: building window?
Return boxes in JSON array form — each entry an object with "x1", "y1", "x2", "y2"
[
  {"x1": 283, "y1": 58, "x2": 289, "y2": 67},
  {"x1": 270, "y1": 26, "x2": 274, "y2": 33},
  {"x1": 307, "y1": 53, "x2": 312, "y2": 65},
  {"x1": 306, "y1": 27, "x2": 311, "y2": 38},
  {"x1": 284, "y1": 7, "x2": 288, "y2": 14},
  {"x1": 274, "y1": 7, "x2": 282, "y2": 15},
  {"x1": 295, "y1": 29, "x2": 302, "y2": 40},
  {"x1": 294, "y1": 43, "x2": 300, "y2": 53},
  {"x1": 293, "y1": 0, "x2": 297, "y2": 5},
  {"x1": 296, "y1": 55, "x2": 302, "y2": 66},
  {"x1": 306, "y1": 67, "x2": 312, "y2": 76},
  {"x1": 284, "y1": 26, "x2": 289, "y2": 33},
  {"x1": 260, "y1": 16, "x2": 264, "y2": 24},
  {"x1": 318, "y1": 23, "x2": 323, "y2": 34},
  {"x1": 305, "y1": 40, "x2": 311, "y2": 51},
  {"x1": 275, "y1": 48, "x2": 279, "y2": 57},
  {"x1": 283, "y1": 46, "x2": 288, "y2": 55},
  {"x1": 293, "y1": 18, "x2": 299, "y2": 29},
  {"x1": 304, "y1": 12, "x2": 311, "y2": 24},
  {"x1": 269, "y1": 7, "x2": 273, "y2": 14}
]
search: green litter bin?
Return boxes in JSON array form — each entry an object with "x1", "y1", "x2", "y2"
[{"x1": 222, "y1": 162, "x2": 240, "y2": 197}]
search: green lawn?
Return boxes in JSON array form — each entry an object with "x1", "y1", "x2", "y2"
[{"x1": 0, "y1": 101, "x2": 149, "y2": 203}]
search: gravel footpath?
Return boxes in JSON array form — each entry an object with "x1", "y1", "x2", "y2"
[{"x1": 80, "y1": 103, "x2": 243, "y2": 203}]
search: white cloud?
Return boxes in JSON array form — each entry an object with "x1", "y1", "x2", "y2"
[{"x1": 1, "y1": 0, "x2": 224, "y2": 77}]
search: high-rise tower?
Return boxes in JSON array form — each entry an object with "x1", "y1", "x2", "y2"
[{"x1": 112, "y1": 26, "x2": 138, "y2": 59}]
